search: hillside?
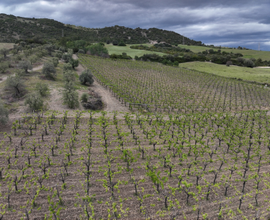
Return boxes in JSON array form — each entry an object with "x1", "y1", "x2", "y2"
[{"x1": 0, "y1": 13, "x2": 202, "y2": 45}]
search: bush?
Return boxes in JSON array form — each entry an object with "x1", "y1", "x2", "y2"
[
  {"x1": 226, "y1": 61, "x2": 233, "y2": 66},
  {"x1": 243, "y1": 59, "x2": 254, "y2": 68},
  {"x1": 0, "y1": 99, "x2": 9, "y2": 124},
  {"x1": 81, "y1": 93, "x2": 88, "y2": 102},
  {"x1": 24, "y1": 93, "x2": 43, "y2": 111},
  {"x1": 78, "y1": 49, "x2": 85, "y2": 54},
  {"x1": 118, "y1": 41, "x2": 126, "y2": 46},
  {"x1": 42, "y1": 62, "x2": 56, "y2": 79},
  {"x1": 35, "y1": 82, "x2": 49, "y2": 97},
  {"x1": 5, "y1": 75, "x2": 26, "y2": 97},
  {"x1": 79, "y1": 69, "x2": 94, "y2": 85}
]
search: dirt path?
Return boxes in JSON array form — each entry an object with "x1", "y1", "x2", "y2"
[
  {"x1": 0, "y1": 64, "x2": 44, "y2": 85},
  {"x1": 73, "y1": 54, "x2": 130, "y2": 113}
]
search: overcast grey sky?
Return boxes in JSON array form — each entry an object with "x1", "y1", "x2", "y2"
[{"x1": 1, "y1": 0, "x2": 270, "y2": 50}]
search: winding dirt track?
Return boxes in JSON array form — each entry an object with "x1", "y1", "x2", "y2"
[{"x1": 73, "y1": 54, "x2": 130, "y2": 113}]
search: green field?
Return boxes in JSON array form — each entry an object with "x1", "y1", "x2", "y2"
[
  {"x1": 178, "y1": 45, "x2": 270, "y2": 60},
  {"x1": 0, "y1": 43, "x2": 14, "y2": 50},
  {"x1": 179, "y1": 61, "x2": 270, "y2": 85},
  {"x1": 105, "y1": 44, "x2": 166, "y2": 58}
]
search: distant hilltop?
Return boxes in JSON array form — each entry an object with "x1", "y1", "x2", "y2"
[{"x1": 0, "y1": 13, "x2": 203, "y2": 45}]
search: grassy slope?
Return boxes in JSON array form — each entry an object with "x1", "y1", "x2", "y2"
[
  {"x1": 105, "y1": 44, "x2": 166, "y2": 58},
  {"x1": 0, "y1": 43, "x2": 14, "y2": 50},
  {"x1": 178, "y1": 45, "x2": 270, "y2": 60},
  {"x1": 179, "y1": 61, "x2": 270, "y2": 84}
]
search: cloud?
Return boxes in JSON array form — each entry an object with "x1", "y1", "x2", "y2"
[{"x1": 0, "y1": 0, "x2": 270, "y2": 50}]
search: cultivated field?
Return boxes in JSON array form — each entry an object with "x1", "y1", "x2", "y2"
[
  {"x1": 1, "y1": 109, "x2": 270, "y2": 219},
  {"x1": 105, "y1": 44, "x2": 166, "y2": 58},
  {"x1": 179, "y1": 62, "x2": 270, "y2": 85},
  {"x1": 79, "y1": 54, "x2": 270, "y2": 113},
  {"x1": 2, "y1": 53, "x2": 270, "y2": 219},
  {"x1": 177, "y1": 45, "x2": 270, "y2": 61}
]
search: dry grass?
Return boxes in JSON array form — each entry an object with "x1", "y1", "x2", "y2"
[{"x1": 0, "y1": 43, "x2": 14, "y2": 50}]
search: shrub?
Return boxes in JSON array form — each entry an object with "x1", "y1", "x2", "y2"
[
  {"x1": 0, "y1": 99, "x2": 9, "y2": 124},
  {"x1": 243, "y1": 59, "x2": 254, "y2": 68},
  {"x1": 5, "y1": 75, "x2": 26, "y2": 97},
  {"x1": 118, "y1": 41, "x2": 126, "y2": 46},
  {"x1": 42, "y1": 62, "x2": 56, "y2": 79},
  {"x1": 81, "y1": 93, "x2": 88, "y2": 102},
  {"x1": 79, "y1": 69, "x2": 94, "y2": 85},
  {"x1": 226, "y1": 61, "x2": 233, "y2": 66},
  {"x1": 24, "y1": 93, "x2": 43, "y2": 111},
  {"x1": 35, "y1": 82, "x2": 49, "y2": 97},
  {"x1": 78, "y1": 49, "x2": 85, "y2": 54}
]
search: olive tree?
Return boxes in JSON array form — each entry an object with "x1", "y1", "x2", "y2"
[
  {"x1": 24, "y1": 93, "x2": 43, "y2": 111},
  {"x1": 0, "y1": 62, "x2": 9, "y2": 73},
  {"x1": 42, "y1": 62, "x2": 56, "y2": 79},
  {"x1": 69, "y1": 58, "x2": 79, "y2": 69},
  {"x1": 35, "y1": 82, "x2": 49, "y2": 97},
  {"x1": 0, "y1": 99, "x2": 9, "y2": 124},
  {"x1": 0, "y1": 48, "x2": 8, "y2": 58},
  {"x1": 62, "y1": 81, "x2": 79, "y2": 109},
  {"x1": 5, "y1": 75, "x2": 26, "y2": 97},
  {"x1": 79, "y1": 69, "x2": 94, "y2": 85},
  {"x1": 18, "y1": 60, "x2": 32, "y2": 73}
]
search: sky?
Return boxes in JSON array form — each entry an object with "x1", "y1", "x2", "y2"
[{"x1": 1, "y1": 0, "x2": 270, "y2": 51}]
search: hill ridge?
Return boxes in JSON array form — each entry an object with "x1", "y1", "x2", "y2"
[{"x1": 0, "y1": 13, "x2": 203, "y2": 45}]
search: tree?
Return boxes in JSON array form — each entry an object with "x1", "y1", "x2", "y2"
[
  {"x1": 69, "y1": 58, "x2": 79, "y2": 69},
  {"x1": 0, "y1": 99, "x2": 8, "y2": 124},
  {"x1": 18, "y1": 60, "x2": 32, "y2": 73},
  {"x1": 62, "y1": 81, "x2": 79, "y2": 109},
  {"x1": 0, "y1": 62, "x2": 9, "y2": 73},
  {"x1": 35, "y1": 82, "x2": 49, "y2": 97},
  {"x1": 63, "y1": 63, "x2": 73, "y2": 73},
  {"x1": 63, "y1": 70, "x2": 76, "y2": 83},
  {"x1": 24, "y1": 93, "x2": 44, "y2": 111},
  {"x1": 50, "y1": 57, "x2": 59, "y2": 67},
  {"x1": 62, "y1": 53, "x2": 72, "y2": 63},
  {"x1": 0, "y1": 48, "x2": 8, "y2": 58},
  {"x1": 86, "y1": 44, "x2": 108, "y2": 56},
  {"x1": 5, "y1": 75, "x2": 26, "y2": 97},
  {"x1": 79, "y1": 69, "x2": 94, "y2": 85},
  {"x1": 42, "y1": 62, "x2": 56, "y2": 79}
]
